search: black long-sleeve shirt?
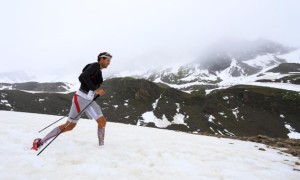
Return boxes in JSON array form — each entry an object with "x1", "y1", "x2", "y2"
[{"x1": 78, "y1": 62, "x2": 103, "y2": 93}]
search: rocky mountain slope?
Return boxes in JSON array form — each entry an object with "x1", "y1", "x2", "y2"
[{"x1": 1, "y1": 78, "x2": 299, "y2": 138}]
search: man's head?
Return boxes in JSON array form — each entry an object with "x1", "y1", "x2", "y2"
[{"x1": 98, "y1": 52, "x2": 112, "y2": 69}]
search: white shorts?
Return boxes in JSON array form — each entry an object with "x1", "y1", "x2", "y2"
[{"x1": 68, "y1": 91, "x2": 103, "y2": 123}]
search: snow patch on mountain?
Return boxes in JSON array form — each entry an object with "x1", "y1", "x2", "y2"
[
  {"x1": 284, "y1": 123, "x2": 300, "y2": 139},
  {"x1": 245, "y1": 82, "x2": 300, "y2": 92},
  {"x1": 172, "y1": 103, "x2": 187, "y2": 126},
  {"x1": 139, "y1": 112, "x2": 171, "y2": 128},
  {"x1": 243, "y1": 54, "x2": 278, "y2": 68},
  {"x1": 152, "y1": 94, "x2": 162, "y2": 109},
  {"x1": 278, "y1": 49, "x2": 300, "y2": 63},
  {"x1": 207, "y1": 115, "x2": 216, "y2": 124},
  {"x1": 0, "y1": 85, "x2": 13, "y2": 90}
]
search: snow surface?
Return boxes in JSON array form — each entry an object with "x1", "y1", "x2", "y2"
[
  {"x1": 0, "y1": 111, "x2": 299, "y2": 179},
  {"x1": 154, "y1": 78, "x2": 212, "y2": 90},
  {"x1": 206, "y1": 77, "x2": 300, "y2": 95},
  {"x1": 0, "y1": 85, "x2": 13, "y2": 90},
  {"x1": 207, "y1": 115, "x2": 216, "y2": 124},
  {"x1": 139, "y1": 112, "x2": 171, "y2": 128},
  {"x1": 278, "y1": 49, "x2": 300, "y2": 64},
  {"x1": 0, "y1": 100, "x2": 12, "y2": 107},
  {"x1": 152, "y1": 95, "x2": 162, "y2": 109},
  {"x1": 172, "y1": 103, "x2": 187, "y2": 126},
  {"x1": 243, "y1": 54, "x2": 277, "y2": 68},
  {"x1": 245, "y1": 82, "x2": 300, "y2": 92},
  {"x1": 284, "y1": 123, "x2": 300, "y2": 139},
  {"x1": 139, "y1": 100, "x2": 187, "y2": 127},
  {"x1": 232, "y1": 108, "x2": 239, "y2": 120},
  {"x1": 172, "y1": 113, "x2": 186, "y2": 125}
]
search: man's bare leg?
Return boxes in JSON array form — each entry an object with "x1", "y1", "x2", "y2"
[
  {"x1": 42, "y1": 121, "x2": 76, "y2": 144},
  {"x1": 96, "y1": 116, "x2": 106, "y2": 146}
]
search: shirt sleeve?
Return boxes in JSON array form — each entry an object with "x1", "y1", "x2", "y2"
[{"x1": 79, "y1": 63, "x2": 99, "y2": 91}]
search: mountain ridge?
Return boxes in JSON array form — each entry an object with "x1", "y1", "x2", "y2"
[{"x1": 1, "y1": 78, "x2": 299, "y2": 139}]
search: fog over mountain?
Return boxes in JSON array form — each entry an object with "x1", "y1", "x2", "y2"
[
  {"x1": 0, "y1": 0, "x2": 300, "y2": 78},
  {"x1": 0, "y1": 38, "x2": 299, "y2": 84}
]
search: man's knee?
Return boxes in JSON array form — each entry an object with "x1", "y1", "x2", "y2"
[
  {"x1": 59, "y1": 121, "x2": 76, "y2": 132},
  {"x1": 97, "y1": 116, "x2": 106, "y2": 128},
  {"x1": 68, "y1": 123, "x2": 76, "y2": 131}
]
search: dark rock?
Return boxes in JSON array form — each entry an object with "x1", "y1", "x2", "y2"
[
  {"x1": 257, "y1": 135, "x2": 269, "y2": 139},
  {"x1": 267, "y1": 63, "x2": 300, "y2": 74}
]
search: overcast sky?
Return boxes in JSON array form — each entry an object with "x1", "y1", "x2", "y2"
[{"x1": 0, "y1": 0, "x2": 299, "y2": 78}]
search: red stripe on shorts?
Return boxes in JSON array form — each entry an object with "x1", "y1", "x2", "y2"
[{"x1": 74, "y1": 94, "x2": 81, "y2": 113}]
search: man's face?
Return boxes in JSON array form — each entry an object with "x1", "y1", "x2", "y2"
[{"x1": 99, "y1": 58, "x2": 111, "y2": 69}]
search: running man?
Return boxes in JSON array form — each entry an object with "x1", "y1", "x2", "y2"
[{"x1": 32, "y1": 52, "x2": 112, "y2": 150}]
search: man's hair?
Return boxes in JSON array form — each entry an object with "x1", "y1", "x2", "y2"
[{"x1": 98, "y1": 52, "x2": 112, "y2": 62}]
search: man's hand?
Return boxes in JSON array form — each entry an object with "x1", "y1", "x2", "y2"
[{"x1": 95, "y1": 89, "x2": 106, "y2": 96}]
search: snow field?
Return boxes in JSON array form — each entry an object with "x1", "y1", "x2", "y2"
[{"x1": 0, "y1": 111, "x2": 299, "y2": 180}]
